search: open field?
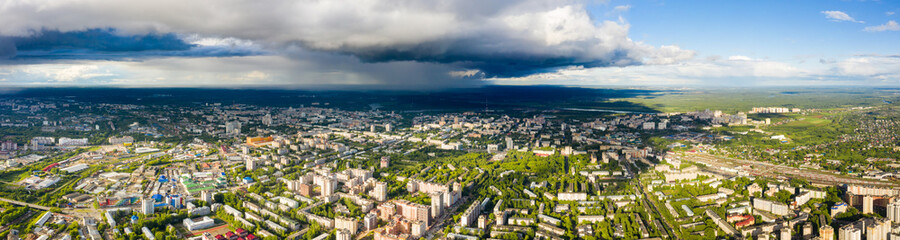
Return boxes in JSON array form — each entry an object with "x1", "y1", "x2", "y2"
[{"x1": 621, "y1": 88, "x2": 899, "y2": 113}]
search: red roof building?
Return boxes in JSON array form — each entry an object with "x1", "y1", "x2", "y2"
[
  {"x1": 235, "y1": 228, "x2": 248, "y2": 237},
  {"x1": 726, "y1": 214, "x2": 752, "y2": 223},
  {"x1": 734, "y1": 217, "x2": 755, "y2": 229}
]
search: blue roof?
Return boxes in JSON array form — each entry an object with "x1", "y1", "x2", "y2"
[{"x1": 131, "y1": 215, "x2": 139, "y2": 220}]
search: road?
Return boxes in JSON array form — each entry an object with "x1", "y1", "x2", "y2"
[
  {"x1": 0, "y1": 197, "x2": 52, "y2": 211},
  {"x1": 422, "y1": 195, "x2": 470, "y2": 239},
  {"x1": 623, "y1": 158, "x2": 676, "y2": 240},
  {"x1": 0, "y1": 197, "x2": 103, "y2": 219}
]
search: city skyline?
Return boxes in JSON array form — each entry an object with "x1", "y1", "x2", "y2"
[{"x1": 0, "y1": 0, "x2": 897, "y2": 89}]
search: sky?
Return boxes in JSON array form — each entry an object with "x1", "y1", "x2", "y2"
[{"x1": 0, "y1": 0, "x2": 898, "y2": 89}]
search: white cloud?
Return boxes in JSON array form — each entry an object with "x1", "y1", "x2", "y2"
[
  {"x1": 727, "y1": 55, "x2": 753, "y2": 61},
  {"x1": 832, "y1": 56, "x2": 900, "y2": 77},
  {"x1": 4, "y1": 54, "x2": 899, "y2": 88},
  {"x1": 821, "y1": 10, "x2": 863, "y2": 23},
  {"x1": 864, "y1": 20, "x2": 900, "y2": 32},
  {"x1": 0, "y1": 51, "x2": 486, "y2": 89},
  {"x1": 887, "y1": 12, "x2": 895, "y2": 16},
  {"x1": 642, "y1": 45, "x2": 695, "y2": 64},
  {"x1": 613, "y1": 5, "x2": 631, "y2": 12},
  {"x1": 449, "y1": 70, "x2": 482, "y2": 78},
  {"x1": 491, "y1": 54, "x2": 900, "y2": 86},
  {"x1": 20, "y1": 65, "x2": 115, "y2": 82}
]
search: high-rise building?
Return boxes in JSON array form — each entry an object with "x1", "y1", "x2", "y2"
[
  {"x1": 820, "y1": 225, "x2": 834, "y2": 240},
  {"x1": 201, "y1": 191, "x2": 213, "y2": 203},
  {"x1": 505, "y1": 137, "x2": 514, "y2": 150},
  {"x1": 336, "y1": 229, "x2": 352, "y2": 240},
  {"x1": 30, "y1": 137, "x2": 55, "y2": 147},
  {"x1": 226, "y1": 121, "x2": 242, "y2": 135},
  {"x1": 246, "y1": 158, "x2": 257, "y2": 171},
  {"x1": 335, "y1": 216, "x2": 358, "y2": 235},
  {"x1": 802, "y1": 222, "x2": 813, "y2": 238},
  {"x1": 836, "y1": 218, "x2": 889, "y2": 240},
  {"x1": 395, "y1": 200, "x2": 430, "y2": 226},
  {"x1": 385, "y1": 123, "x2": 392, "y2": 132},
  {"x1": 838, "y1": 225, "x2": 861, "y2": 240},
  {"x1": 299, "y1": 183, "x2": 312, "y2": 197},
  {"x1": 890, "y1": 233, "x2": 900, "y2": 240},
  {"x1": 430, "y1": 192, "x2": 444, "y2": 217},
  {"x1": 888, "y1": 202, "x2": 900, "y2": 223},
  {"x1": 0, "y1": 141, "x2": 17, "y2": 151},
  {"x1": 863, "y1": 195, "x2": 874, "y2": 214},
  {"x1": 377, "y1": 202, "x2": 396, "y2": 220},
  {"x1": 321, "y1": 177, "x2": 336, "y2": 197},
  {"x1": 141, "y1": 198, "x2": 154, "y2": 215},
  {"x1": 487, "y1": 144, "x2": 499, "y2": 153},
  {"x1": 780, "y1": 227, "x2": 791, "y2": 240},
  {"x1": 459, "y1": 198, "x2": 485, "y2": 227},
  {"x1": 364, "y1": 213, "x2": 378, "y2": 230},
  {"x1": 380, "y1": 156, "x2": 390, "y2": 168},
  {"x1": 374, "y1": 181, "x2": 388, "y2": 202},
  {"x1": 866, "y1": 218, "x2": 890, "y2": 240},
  {"x1": 411, "y1": 220, "x2": 426, "y2": 238},
  {"x1": 262, "y1": 114, "x2": 273, "y2": 126}
]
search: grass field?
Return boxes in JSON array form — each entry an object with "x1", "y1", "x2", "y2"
[
  {"x1": 772, "y1": 116, "x2": 831, "y2": 130},
  {"x1": 766, "y1": 116, "x2": 838, "y2": 144},
  {"x1": 621, "y1": 88, "x2": 898, "y2": 113}
]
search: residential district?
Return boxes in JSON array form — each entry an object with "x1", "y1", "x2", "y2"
[{"x1": 1, "y1": 97, "x2": 899, "y2": 240}]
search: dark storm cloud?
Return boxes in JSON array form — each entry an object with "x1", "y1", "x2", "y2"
[
  {"x1": 343, "y1": 40, "x2": 638, "y2": 77},
  {"x1": 0, "y1": 38, "x2": 15, "y2": 59},
  {"x1": 0, "y1": 0, "x2": 694, "y2": 87},
  {"x1": 1, "y1": 29, "x2": 262, "y2": 61},
  {"x1": 13, "y1": 28, "x2": 192, "y2": 52}
]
